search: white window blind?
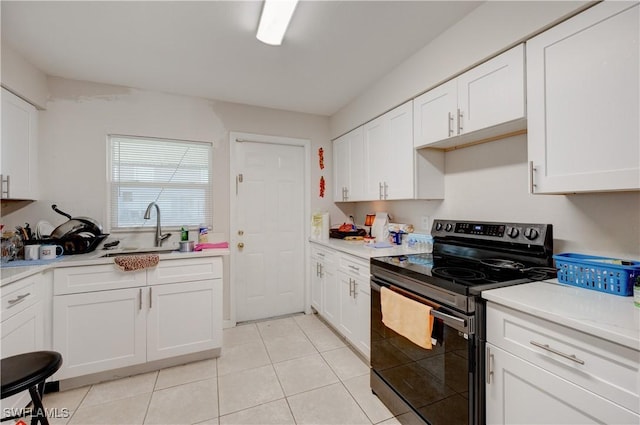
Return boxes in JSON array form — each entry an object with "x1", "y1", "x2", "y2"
[{"x1": 108, "y1": 135, "x2": 213, "y2": 230}]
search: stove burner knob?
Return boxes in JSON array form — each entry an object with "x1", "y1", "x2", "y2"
[
  {"x1": 524, "y1": 227, "x2": 539, "y2": 240},
  {"x1": 435, "y1": 222, "x2": 443, "y2": 231},
  {"x1": 506, "y1": 227, "x2": 520, "y2": 238},
  {"x1": 445, "y1": 223, "x2": 453, "y2": 232}
]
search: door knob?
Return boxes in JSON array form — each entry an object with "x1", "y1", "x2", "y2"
[{"x1": 237, "y1": 242, "x2": 244, "y2": 249}]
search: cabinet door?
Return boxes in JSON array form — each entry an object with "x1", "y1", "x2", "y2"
[
  {"x1": 355, "y1": 279, "x2": 370, "y2": 360},
  {"x1": 486, "y1": 343, "x2": 639, "y2": 425},
  {"x1": 1, "y1": 88, "x2": 38, "y2": 199},
  {"x1": 457, "y1": 44, "x2": 525, "y2": 134},
  {"x1": 337, "y1": 270, "x2": 358, "y2": 343},
  {"x1": 146, "y1": 280, "x2": 222, "y2": 361},
  {"x1": 321, "y1": 262, "x2": 339, "y2": 328},
  {"x1": 333, "y1": 133, "x2": 351, "y2": 202},
  {"x1": 347, "y1": 127, "x2": 365, "y2": 201},
  {"x1": 363, "y1": 114, "x2": 388, "y2": 200},
  {"x1": 53, "y1": 288, "x2": 146, "y2": 379},
  {"x1": 413, "y1": 79, "x2": 457, "y2": 148},
  {"x1": 527, "y1": 2, "x2": 639, "y2": 193},
  {"x1": 384, "y1": 101, "x2": 414, "y2": 200},
  {"x1": 310, "y1": 257, "x2": 323, "y2": 312},
  {"x1": 1, "y1": 301, "x2": 45, "y2": 412}
]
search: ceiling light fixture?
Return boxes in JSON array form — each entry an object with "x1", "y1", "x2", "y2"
[{"x1": 256, "y1": 0, "x2": 299, "y2": 46}]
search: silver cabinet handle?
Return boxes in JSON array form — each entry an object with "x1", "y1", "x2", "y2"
[
  {"x1": 378, "y1": 182, "x2": 383, "y2": 200},
  {"x1": 149, "y1": 287, "x2": 153, "y2": 309},
  {"x1": 139, "y1": 288, "x2": 142, "y2": 311},
  {"x1": 486, "y1": 345, "x2": 494, "y2": 384},
  {"x1": 353, "y1": 280, "x2": 358, "y2": 298},
  {"x1": 316, "y1": 262, "x2": 320, "y2": 277},
  {"x1": 457, "y1": 108, "x2": 463, "y2": 133},
  {"x1": 7, "y1": 292, "x2": 30, "y2": 308},
  {"x1": 530, "y1": 340, "x2": 585, "y2": 365},
  {"x1": 348, "y1": 278, "x2": 355, "y2": 297},
  {"x1": 1, "y1": 174, "x2": 10, "y2": 198},
  {"x1": 448, "y1": 112, "x2": 454, "y2": 137},
  {"x1": 383, "y1": 182, "x2": 388, "y2": 200},
  {"x1": 319, "y1": 263, "x2": 323, "y2": 278},
  {"x1": 348, "y1": 264, "x2": 360, "y2": 273},
  {"x1": 529, "y1": 161, "x2": 536, "y2": 194}
]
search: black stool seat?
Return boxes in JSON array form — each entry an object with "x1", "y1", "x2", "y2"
[{"x1": 1, "y1": 351, "x2": 63, "y2": 425}]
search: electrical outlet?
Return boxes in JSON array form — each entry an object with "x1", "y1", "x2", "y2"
[{"x1": 421, "y1": 216, "x2": 430, "y2": 230}]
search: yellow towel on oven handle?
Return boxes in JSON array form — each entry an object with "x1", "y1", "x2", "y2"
[{"x1": 381, "y1": 286, "x2": 434, "y2": 349}]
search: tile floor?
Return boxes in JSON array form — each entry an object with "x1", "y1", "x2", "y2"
[{"x1": 42, "y1": 314, "x2": 400, "y2": 425}]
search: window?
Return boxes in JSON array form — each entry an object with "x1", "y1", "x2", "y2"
[{"x1": 108, "y1": 135, "x2": 212, "y2": 231}]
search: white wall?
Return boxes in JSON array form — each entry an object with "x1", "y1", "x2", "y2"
[{"x1": 3, "y1": 76, "x2": 343, "y2": 320}]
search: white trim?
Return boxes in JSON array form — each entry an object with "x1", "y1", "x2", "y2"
[{"x1": 228, "y1": 132, "x2": 311, "y2": 327}]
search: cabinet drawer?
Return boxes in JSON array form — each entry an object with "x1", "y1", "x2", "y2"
[
  {"x1": 147, "y1": 257, "x2": 222, "y2": 285},
  {"x1": 487, "y1": 302, "x2": 639, "y2": 414},
  {"x1": 310, "y1": 245, "x2": 336, "y2": 262},
  {"x1": 1, "y1": 274, "x2": 40, "y2": 320},
  {"x1": 54, "y1": 265, "x2": 146, "y2": 295},
  {"x1": 338, "y1": 253, "x2": 369, "y2": 278}
]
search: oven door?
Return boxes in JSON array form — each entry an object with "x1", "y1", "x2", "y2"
[{"x1": 370, "y1": 276, "x2": 475, "y2": 425}]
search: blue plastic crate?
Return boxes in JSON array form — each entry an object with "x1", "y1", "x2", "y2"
[{"x1": 553, "y1": 253, "x2": 640, "y2": 296}]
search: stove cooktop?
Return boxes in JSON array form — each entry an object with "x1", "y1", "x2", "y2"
[{"x1": 370, "y1": 253, "x2": 555, "y2": 296}]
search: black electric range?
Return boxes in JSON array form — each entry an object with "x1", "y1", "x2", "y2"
[{"x1": 369, "y1": 219, "x2": 555, "y2": 425}]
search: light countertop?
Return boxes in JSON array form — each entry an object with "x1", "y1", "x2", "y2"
[
  {"x1": 1, "y1": 247, "x2": 229, "y2": 287},
  {"x1": 482, "y1": 279, "x2": 640, "y2": 351},
  {"x1": 309, "y1": 238, "x2": 430, "y2": 259}
]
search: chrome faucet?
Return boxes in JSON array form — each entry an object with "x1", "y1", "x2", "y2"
[{"x1": 144, "y1": 202, "x2": 172, "y2": 247}]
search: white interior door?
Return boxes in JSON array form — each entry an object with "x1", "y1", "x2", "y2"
[{"x1": 233, "y1": 136, "x2": 306, "y2": 322}]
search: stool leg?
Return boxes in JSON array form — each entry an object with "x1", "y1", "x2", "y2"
[{"x1": 28, "y1": 386, "x2": 50, "y2": 425}]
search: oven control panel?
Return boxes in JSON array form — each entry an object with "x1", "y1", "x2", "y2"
[{"x1": 431, "y1": 220, "x2": 552, "y2": 246}]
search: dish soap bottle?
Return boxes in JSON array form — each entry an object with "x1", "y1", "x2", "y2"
[
  {"x1": 198, "y1": 224, "x2": 208, "y2": 243},
  {"x1": 634, "y1": 276, "x2": 640, "y2": 308}
]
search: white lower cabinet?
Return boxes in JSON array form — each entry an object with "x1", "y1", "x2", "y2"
[
  {"x1": 337, "y1": 254, "x2": 370, "y2": 358},
  {"x1": 52, "y1": 256, "x2": 223, "y2": 380},
  {"x1": 147, "y1": 280, "x2": 221, "y2": 362},
  {"x1": 310, "y1": 242, "x2": 370, "y2": 360},
  {"x1": 310, "y1": 245, "x2": 336, "y2": 314},
  {"x1": 1, "y1": 273, "x2": 46, "y2": 413},
  {"x1": 53, "y1": 287, "x2": 146, "y2": 379},
  {"x1": 486, "y1": 344, "x2": 638, "y2": 425},
  {"x1": 486, "y1": 302, "x2": 639, "y2": 424}
]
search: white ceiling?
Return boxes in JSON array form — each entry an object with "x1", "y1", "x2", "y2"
[{"x1": 1, "y1": 1, "x2": 482, "y2": 116}]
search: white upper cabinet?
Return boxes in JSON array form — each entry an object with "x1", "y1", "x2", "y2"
[
  {"x1": 1, "y1": 88, "x2": 39, "y2": 200},
  {"x1": 364, "y1": 101, "x2": 415, "y2": 200},
  {"x1": 413, "y1": 80, "x2": 458, "y2": 147},
  {"x1": 414, "y1": 44, "x2": 525, "y2": 149},
  {"x1": 527, "y1": 2, "x2": 639, "y2": 194},
  {"x1": 333, "y1": 126, "x2": 364, "y2": 202}
]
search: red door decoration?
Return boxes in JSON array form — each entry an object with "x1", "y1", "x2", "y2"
[
  {"x1": 318, "y1": 148, "x2": 325, "y2": 170},
  {"x1": 319, "y1": 176, "x2": 325, "y2": 198}
]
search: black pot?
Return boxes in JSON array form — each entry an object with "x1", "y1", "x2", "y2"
[{"x1": 50, "y1": 204, "x2": 103, "y2": 239}]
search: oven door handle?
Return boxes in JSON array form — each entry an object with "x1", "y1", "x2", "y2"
[
  {"x1": 372, "y1": 276, "x2": 471, "y2": 334},
  {"x1": 430, "y1": 309, "x2": 468, "y2": 333}
]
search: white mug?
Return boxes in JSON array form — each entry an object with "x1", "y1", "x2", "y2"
[
  {"x1": 24, "y1": 244, "x2": 41, "y2": 260},
  {"x1": 40, "y1": 244, "x2": 63, "y2": 260}
]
